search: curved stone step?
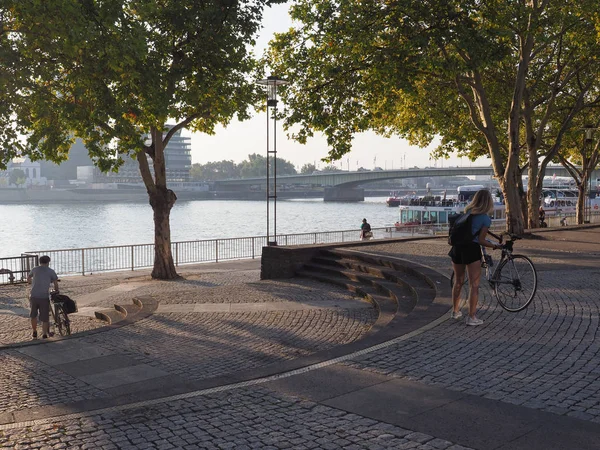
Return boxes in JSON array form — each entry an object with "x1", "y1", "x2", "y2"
[
  {"x1": 309, "y1": 254, "x2": 436, "y2": 309},
  {"x1": 323, "y1": 250, "x2": 440, "y2": 305},
  {"x1": 322, "y1": 249, "x2": 436, "y2": 285},
  {"x1": 94, "y1": 299, "x2": 143, "y2": 325},
  {"x1": 94, "y1": 309, "x2": 125, "y2": 325},
  {"x1": 294, "y1": 268, "x2": 399, "y2": 335},
  {"x1": 301, "y1": 262, "x2": 417, "y2": 314}
]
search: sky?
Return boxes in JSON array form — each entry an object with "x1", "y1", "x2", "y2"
[{"x1": 189, "y1": 4, "x2": 491, "y2": 171}]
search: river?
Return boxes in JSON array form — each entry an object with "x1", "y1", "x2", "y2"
[{"x1": 0, "y1": 197, "x2": 401, "y2": 258}]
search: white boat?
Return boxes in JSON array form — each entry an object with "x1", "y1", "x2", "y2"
[
  {"x1": 393, "y1": 185, "x2": 505, "y2": 229},
  {"x1": 540, "y1": 188, "x2": 600, "y2": 214},
  {"x1": 392, "y1": 185, "x2": 600, "y2": 230}
]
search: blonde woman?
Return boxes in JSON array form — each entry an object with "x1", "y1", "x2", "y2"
[{"x1": 448, "y1": 189, "x2": 501, "y2": 326}]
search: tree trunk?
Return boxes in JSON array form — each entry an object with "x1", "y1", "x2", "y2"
[
  {"x1": 526, "y1": 152, "x2": 541, "y2": 229},
  {"x1": 149, "y1": 187, "x2": 179, "y2": 279},
  {"x1": 500, "y1": 172, "x2": 525, "y2": 235}
]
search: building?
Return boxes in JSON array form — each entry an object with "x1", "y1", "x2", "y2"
[
  {"x1": 163, "y1": 128, "x2": 192, "y2": 182},
  {"x1": 98, "y1": 126, "x2": 191, "y2": 183},
  {"x1": 51, "y1": 127, "x2": 192, "y2": 184},
  {"x1": 2, "y1": 157, "x2": 47, "y2": 187}
]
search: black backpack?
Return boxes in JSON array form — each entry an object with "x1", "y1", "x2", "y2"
[
  {"x1": 53, "y1": 294, "x2": 78, "y2": 314},
  {"x1": 448, "y1": 213, "x2": 477, "y2": 246}
]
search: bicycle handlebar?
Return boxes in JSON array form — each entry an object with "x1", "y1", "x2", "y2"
[{"x1": 487, "y1": 231, "x2": 521, "y2": 249}]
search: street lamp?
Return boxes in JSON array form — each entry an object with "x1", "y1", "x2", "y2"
[{"x1": 257, "y1": 75, "x2": 289, "y2": 246}]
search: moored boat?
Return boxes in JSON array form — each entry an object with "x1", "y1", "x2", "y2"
[
  {"x1": 386, "y1": 194, "x2": 401, "y2": 207},
  {"x1": 392, "y1": 185, "x2": 600, "y2": 230},
  {"x1": 394, "y1": 185, "x2": 504, "y2": 230}
]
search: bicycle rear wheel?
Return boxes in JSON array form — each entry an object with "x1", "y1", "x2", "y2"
[
  {"x1": 55, "y1": 305, "x2": 71, "y2": 336},
  {"x1": 493, "y1": 255, "x2": 537, "y2": 312}
]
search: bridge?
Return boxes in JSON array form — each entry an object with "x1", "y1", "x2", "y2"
[{"x1": 213, "y1": 166, "x2": 592, "y2": 201}]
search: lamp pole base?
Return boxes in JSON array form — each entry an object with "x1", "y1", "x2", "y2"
[{"x1": 267, "y1": 241, "x2": 278, "y2": 247}]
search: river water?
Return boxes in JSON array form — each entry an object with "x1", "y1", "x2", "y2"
[{"x1": 0, "y1": 197, "x2": 402, "y2": 258}]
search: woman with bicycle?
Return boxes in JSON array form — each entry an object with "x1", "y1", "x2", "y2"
[{"x1": 448, "y1": 189, "x2": 502, "y2": 326}]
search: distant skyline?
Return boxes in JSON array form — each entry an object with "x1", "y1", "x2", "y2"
[{"x1": 189, "y1": 4, "x2": 492, "y2": 171}]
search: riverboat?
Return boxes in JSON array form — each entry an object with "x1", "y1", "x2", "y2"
[
  {"x1": 393, "y1": 185, "x2": 504, "y2": 229},
  {"x1": 386, "y1": 192, "x2": 402, "y2": 207},
  {"x1": 393, "y1": 185, "x2": 600, "y2": 230}
]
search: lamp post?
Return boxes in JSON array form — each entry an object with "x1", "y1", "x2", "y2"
[{"x1": 257, "y1": 75, "x2": 289, "y2": 246}]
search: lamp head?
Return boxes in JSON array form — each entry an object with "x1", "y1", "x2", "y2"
[
  {"x1": 257, "y1": 75, "x2": 289, "y2": 106},
  {"x1": 584, "y1": 124, "x2": 595, "y2": 143}
]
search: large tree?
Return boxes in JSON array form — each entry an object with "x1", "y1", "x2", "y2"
[
  {"x1": 267, "y1": 0, "x2": 600, "y2": 234},
  {"x1": 2, "y1": 0, "x2": 282, "y2": 278}
]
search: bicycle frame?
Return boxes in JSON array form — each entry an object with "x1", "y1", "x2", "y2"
[
  {"x1": 49, "y1": 291, "x2": 71, "y2": 336},
  {"x1": 451, "y1": 230, "x2": 537, "y2": 313},
  {"x1": 481, "y1": 245, "x2": 511, "y2": 287}
]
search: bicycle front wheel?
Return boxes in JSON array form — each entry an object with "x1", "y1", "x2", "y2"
[
  {"x1": 493, "y1": 255, "x2": 537, "y2": 312},
  {"x1": 55, "y1": 305, "x2": 71, "y2": 336}
]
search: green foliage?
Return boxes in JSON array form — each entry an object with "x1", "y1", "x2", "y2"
[
  {"x1": 238, "y1": 153, "x2": 297, "y2": 178},
  {"x1": 267, "y1": 0, "x2": 512, "y2": 160},
  {"x1": 1, "y1": 0, "x2": 279, "y2": 170},
  {"x1": 300, "y1": 163, "x2": 316, "y2": 174},
  {"x1": 190, "y1": 160, "x2": 239, "y2": 182},
  {"x1": 321, "y1": 164, "x2": 342, "y2": 173},
  {"x1": 9, "y1": 169, "x2": 26, "y2": 187},
  {"x1": 267, "y1": 0, "x2": 600, "y2": 164},
  {"x1": 266, "y1": 0, "x2": 600, "y2": 232},
  {"x1": 190, "y1": 154, "x2": 297, "y2": 181}
]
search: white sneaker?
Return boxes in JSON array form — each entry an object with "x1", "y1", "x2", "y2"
[
  {"x1": 465, "y1": 316, "x2": 484, "y2": 326},
  {"x1": 450, "y1": 310, "x2": 463, "y2": 319}
]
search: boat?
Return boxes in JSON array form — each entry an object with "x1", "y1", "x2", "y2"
[
  {"x1": 386, "y1": 192, "x2": 402, "y2": 207},
  {"x1": 393, "y1": 185, "x2": 600, "y2": 230},
  {"x1": 542, "y1": 188, "x2": 579, "y2": 211},
  {"x1": 394, "y1": 185, "x2": 505, "y2": 230}
]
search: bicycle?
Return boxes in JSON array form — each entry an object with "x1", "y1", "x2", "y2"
[
  {"x1": 50, "y1": 291, "x2": 71, "y2": 336},
  {"x1": 450, "y1": 231, "x2": 538, "y2": 312}
]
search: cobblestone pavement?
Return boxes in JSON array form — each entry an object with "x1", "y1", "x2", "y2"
[
  {"x1": 1, "y1": 230, "x2": 599, "y2": 448},
  {"x1": 0, "y1": 315, "x2": 104, "y2": 345},
  {"x1": 0, "y1": 266, "x2": 380, "y2": 416},
  {"x1": 0, "y1": 276, "x2": 124, "y2": 345},
  {"x1": 345, "y1": 237, "x2": 600, "y2": 423},
  {"x1": 0, "y1": 388, "x2": 473, "y2": 450},
  {"x1": 72, "y1": 307, "x2": 377, "y2": 383}
]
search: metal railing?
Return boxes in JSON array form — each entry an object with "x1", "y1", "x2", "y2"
[
  {"x1": 11, "y1": 214, "x2": 597, "y2": 281},
  {"x1": 19, "y1": 226, "x2": 439, "y2": 277},
  {"x1": 0, "y1": 254, "x2": 39, "y2": 284}
]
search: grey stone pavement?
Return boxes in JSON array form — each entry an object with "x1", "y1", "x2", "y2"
[{"x1": 1, "y1": 226, "x2": 600, "y2": 449}]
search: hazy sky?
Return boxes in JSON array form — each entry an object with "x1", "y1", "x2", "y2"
[{"x1": 189, "y1": 4, "x2": 491, "y2": 171}]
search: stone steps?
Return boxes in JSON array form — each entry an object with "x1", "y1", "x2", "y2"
[
  {"x1": 297, "y1": 249, "x2": 442, "y2": 332},
  {"x1": 94, "y1": 299, "x2": 143, "y2": 325}
]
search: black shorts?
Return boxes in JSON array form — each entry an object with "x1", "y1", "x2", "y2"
[{"x1": 448, "y1": 243, "x2": 482, "y2": 265}]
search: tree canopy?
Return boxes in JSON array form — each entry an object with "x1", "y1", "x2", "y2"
[
  {"x1": 8, "y1": 168, "x2": 26, "y2": 187},
  {"x1": 3, "y1": 0, "x2": 283, "y2": 278},
  {"x1": 267, "y1": 0, "x2": 600, "y2": 233},
  {"x1": 190, "y1": 154, "x2": 297, "y2": 181}
]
